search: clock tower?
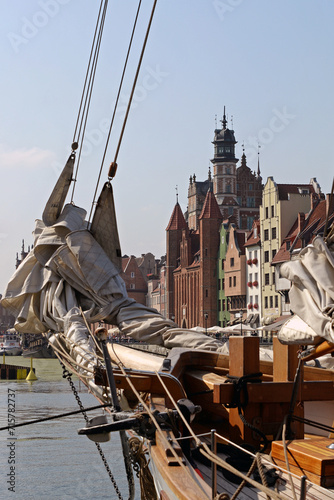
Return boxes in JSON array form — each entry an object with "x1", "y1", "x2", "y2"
[{"x1": 211, "y1": 107, "x2": 239, "y2": 221}]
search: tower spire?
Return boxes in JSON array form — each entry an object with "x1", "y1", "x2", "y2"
[
  {"x1": 257, "y1": 144, "x2": 261, "y2": 177},
  {"x1": 222, "y1": 105, "x2": 227, "y2": 129}
]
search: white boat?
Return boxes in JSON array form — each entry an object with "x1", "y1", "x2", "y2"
[{"x1": 0, "y1": 329, "x2": 22, "y2": 356}]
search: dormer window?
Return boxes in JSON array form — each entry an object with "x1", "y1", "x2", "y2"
[{"x1": 298, "y1": 187, "x2": 309, "y2": 195}]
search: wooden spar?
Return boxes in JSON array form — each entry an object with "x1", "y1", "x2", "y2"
[
  {"x1": 107, "y1": 343, "x2": 164, "y2": 372},
  {"x1": 300, "y1": 340, "x2": 334, "y2": 362}
]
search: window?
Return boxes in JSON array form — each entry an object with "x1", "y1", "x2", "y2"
[
  {"x1": 221, "y1": 260, "x2": 224, "y2": 270},
  {"x1": 228, "y1": 207, "x2": 234, "y2": 215},
  {"x1": 226, "y1": 167, "x2": 231, "y2": 174},
  {"x1": 255, "y1": 273, "x2": 258, "y2": 281},
  {"x1": 286, "y1": 240, "x2": 291, "y2": 250},
  {"x1": 272, "y1": 227, "x2": 277, "y2": 239},
  {"x1": 229, "y1": 276, "x2": 232, "y2": 287},
  {"x1": 130, "y1": 272, "x2": 135, "y2": 278},
  {"x1": 254, "y1": 250, "x2": 257, "y2": 259},
  {"x1": 265, "y1": 207, "x2": 269, "y2": 218},
  {"x1": 271, "y1": 205, "x2": 274, "y2": 217},
  {"x1": 272, "y1": 249, "x2": 276, "y2": 259},
  {"x1": 218, "y1": 300, "x2": 221, "y2": 311},
  {"x1": 233, "y1": 276, "x2": 236, "y2": 287},
  {"x1": 130, "y1": 283, "x2": 135, "y2": 289},
  {"x1": 249, "y1": 273, "x2": 253, "y2": 282},
  {"x1": 249, "y1": 184, "x2": 253, "y2": 190},
  {"x1": 264, "y1": 251, "x2": 269, "y2": 263},
  {"x1": 206, "y1": 289, "x2": 208, "y2": 297},
  {"x1": 265, "y1": 296, "x2": 268, "y2": 308},
  {"x1": 264, "y1": 229, "x2": 269, "y2": 241},
  {"x1": 222, "y1": 278, "x2": 225, "y2": 290},
  {"x1": 275, "y1": 295, "x2": 278, "y2": 308},
  {"x1": 272, "y1": 272, "x2": 275, "y2": 285},
  {"x1": 230, "y1": 258, "x2": 234, "y2": 267},
  {"x1": 265, "y1": 273, "x2": 270, "y2": 285},
  {"x1": 247, "y1": 197, "x2": 255, "y2": 208},
  {"x1": 270, "y1": 296, "x2": 273, "y2": 308},
  {"x1": 222, "y1": 299, "x2": 225, "y2": 311},
  {"x1": 226, "y1": 184, "x2": 231, "y2": 193},
  {"x1": 247, "y1": 217, "x2": 254, "y2": 230}
]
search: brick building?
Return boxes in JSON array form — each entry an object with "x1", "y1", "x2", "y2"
[{"x1": 166, "y1": 189, "x2": 222, "y2": 328}]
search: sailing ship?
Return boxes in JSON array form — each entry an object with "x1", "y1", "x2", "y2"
[{"x1": 2, "y1": 1, "x2": 334, "y2": 498}]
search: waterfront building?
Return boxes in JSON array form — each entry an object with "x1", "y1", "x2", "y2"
[
  {"x1": 260, "y1": 177, "x2": 322, "y2": 324},
  {"x1": 224, "y1": 224, "x2": 247, "y2": 324},
  {"x1": 244, "y1": 219, "x2": 261, "y2": 328},
  {"x1": 272, "y1": 194, "x2": 334, "y2": 314},
  {"x1": 217, "y1": 221, "x2": 230, "y2": 327},
  {"x1": 166, "y1": 190, "x2": 222, "y2": 328}
]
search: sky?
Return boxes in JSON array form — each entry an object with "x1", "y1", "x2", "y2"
[{"x1": 0, "y1": 0, "x2": 333, "y2": 295}]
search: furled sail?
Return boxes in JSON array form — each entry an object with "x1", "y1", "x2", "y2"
[{"x1": 279, "y1": 236, "x2": 334, "y2": 346}]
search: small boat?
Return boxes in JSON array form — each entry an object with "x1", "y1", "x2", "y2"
[
  {"x1": 21, "y1": 333, "x2": 56, "y2": 359},
  {"x1": 0, "y1": 329, "x2": 22, "y2": 356}
]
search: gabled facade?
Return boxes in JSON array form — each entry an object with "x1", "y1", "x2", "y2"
[
  {"x1": 217, "y1": 221, "x2": 230, "y2": 327},
  {"x1": 260, "y1": 177, "x2": 322, "y2": 323},
  {"x1": 165, "y1": 202, "x2": 188, "y2": 320},
  {"x1": 244, "y1": 219, "x2": 261, "y2": 327},
  {"x1": 167, "y1": 189, "x2": 222, "y2": 328},
  {"x1": 224, "y1": 225, "x2": 247, "y2": 323},
  {"x1": 122, "y1": 255, "x2": 148, "y2": 305}
]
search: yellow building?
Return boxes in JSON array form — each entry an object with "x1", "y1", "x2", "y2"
[{"x1": 260, "y1": 177, "x2": 321, "y2": 324}]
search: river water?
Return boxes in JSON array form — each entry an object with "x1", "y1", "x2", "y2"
[{"x1": 0, "y1": 356, "x2": 140, "y2": 500}]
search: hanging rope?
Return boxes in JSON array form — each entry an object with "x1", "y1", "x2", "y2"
[{"x1": 70, "y1": 0, "x2": 109, "y2": 203}]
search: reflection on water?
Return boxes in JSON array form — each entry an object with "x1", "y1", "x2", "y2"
[{"x1": 0, "y1": 356, "x2": 140, "y2": 499}]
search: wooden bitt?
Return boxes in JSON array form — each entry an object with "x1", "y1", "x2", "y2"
[{"x1": 228, "y1": 336, "x2": 262, "y2": 445}]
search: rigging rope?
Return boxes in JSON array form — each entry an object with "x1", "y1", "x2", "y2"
[
  {"x1": 70, "y1": 0, "x2": 109, "y2": 203},
  {"x1": 87, "y1": 0, "x2": 143, "y2": 225},
  {"x1": 87, "y1": 0, "x2": 158, "y2": 226}
]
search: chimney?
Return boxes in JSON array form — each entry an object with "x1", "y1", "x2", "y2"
[
  {"x1": 298, "y1": 212, "x2": 305, "y2": 233},
  {"x1": 326, "y1": 193, "x2": 332, "y2": 215}
]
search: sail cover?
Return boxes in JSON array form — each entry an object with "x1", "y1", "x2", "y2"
[
  {"x1": 2, "y1": 203, "x2": 226, "y2": 353},
  {"x1": 280, "y1": 236, "x2": 334, "y2": 345}
]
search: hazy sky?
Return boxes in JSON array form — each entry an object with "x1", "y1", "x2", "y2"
[{"x1": 0, "y1": 0, "x2": 333, "y2": 295}]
